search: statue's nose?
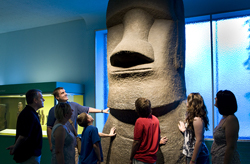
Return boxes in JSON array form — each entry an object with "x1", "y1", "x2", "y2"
[{"x1": 110, "y1": 9, "x2": 155, "y2": 68}]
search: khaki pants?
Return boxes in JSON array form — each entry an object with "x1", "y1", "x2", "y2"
[{"x1": 75, "y1": 147, "x2": 79, "y2": 164}]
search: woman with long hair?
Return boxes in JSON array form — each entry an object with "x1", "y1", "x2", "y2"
[
  {"x1": 211, "y1": 90, "x2": 240, "y2": 164},
  {"x1": 51, "y1": 103, "x2": 75, "y2": 164},
  {"x1": 178, "y1": 93, "x2": 209, "y2": 164}
]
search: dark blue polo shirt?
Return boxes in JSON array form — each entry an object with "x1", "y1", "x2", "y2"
[{"x1": 14, "y1": 105, "x2": 42, "y2": 163}]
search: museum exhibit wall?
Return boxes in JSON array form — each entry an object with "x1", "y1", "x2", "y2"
[
  {"x1": 0, "y1": 17, "x2": 106, "y2": 164},
  {"x1": 0, "y1": 17, "x2": 106, "y2": 108}
]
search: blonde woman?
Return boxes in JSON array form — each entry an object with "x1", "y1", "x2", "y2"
[
  {"x1": 178, "y1": 93, "x2": 209, "y2": 164},
  {"x1": 51, "y1": 103, "x2": 74, "y2": 164}
]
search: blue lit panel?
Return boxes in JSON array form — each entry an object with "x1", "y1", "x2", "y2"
[
  {"x1": 95, "y1": 29, "x2": 108, "y2": 132},
  {"x1": 215, "y1": 16, "x2": 250, "y2": 139},
  {"x1": 185, "y1": 22, "x2": 213, "y2": 138}
]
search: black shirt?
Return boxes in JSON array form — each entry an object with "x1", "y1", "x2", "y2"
[{"x1": 14, "y1": 105, "x2": 42, "y2": 163}]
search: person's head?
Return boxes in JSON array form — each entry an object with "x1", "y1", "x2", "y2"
[
  {"x1": 135, "y1": 98, "x2": 152, "y2": 117},
  {"x1": 186, "y1": 93, "x2": 209, "y2": 131},
  {"x1": 54, "y1": 103, "x2": 72, "y2": 122},
  {"x1": 26, "y1": 89, "x2": 44, "y2": 110},
  {"x1": 53, "y1": 87, "x2": 68, "y2": 102},
  {"x1": 106, "y1": 0, "x2": 186, "y2": 110},
  {"x1": 215, "y1": 90, "x2": 237, "y2": 116},
  {"x1": 187, "y1": 93, "x2": 205, "y2": 110},
  {"x1": 77, "y1": 113, "x2": 94, "y2": 127}
]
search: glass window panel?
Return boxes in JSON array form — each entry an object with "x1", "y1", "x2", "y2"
[
  {"x1": 214, "y1": 16, "x2": 250, "y2": 139},
  {"x1": 95, "y1": 30, "x2": 108, "y2": 132},
  {"x1": 0, "y1": 94, "x2": 54, "y2": 136},
  {"x1": 185, "y1": 22, "x2": 213, "y2": 138}
]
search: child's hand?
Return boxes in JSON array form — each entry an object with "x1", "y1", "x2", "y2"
[
  {"x1": 178, "y1": 121, "x2": 186, "y2": 132},
  {"x1": 160, "y1": 136, "x2": 168, "y2": 145},
  {"x1": 109, "y1": 127, "x2": 116, "y2": 136}
]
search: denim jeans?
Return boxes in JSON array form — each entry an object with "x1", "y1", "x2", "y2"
[
  {"x1": 133, "y1": 158, "x2": 156, "y2": 164},
  {"x1": 186, "y1": 155, "x2": 209, "y2": 164}
]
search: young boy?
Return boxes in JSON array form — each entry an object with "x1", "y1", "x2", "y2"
[
  {"x1": 77, "y1": 113, "x2": 116, "y2": 164},
  {"x1": 130, "y1": 98, "x2": 168, "y2": 164}
]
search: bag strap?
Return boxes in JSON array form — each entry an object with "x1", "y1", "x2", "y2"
[{"x1": 68, "y1": 119, "x2": 78, "y2": 137}]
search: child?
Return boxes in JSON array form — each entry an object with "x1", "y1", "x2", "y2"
[
  {"x1": 77, "y1": 113, "x2": 116, "y2": 164},
  {"x1": 178, "y1": 93, "x2": 209, "y2": 164},
  {"x1": 130, "y1": 98, "x2": 168, "y2": 164}
]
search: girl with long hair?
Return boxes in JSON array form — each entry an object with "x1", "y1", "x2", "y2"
[{"x1": 178, "y1": 93, "x2": 210, "y2": 164}]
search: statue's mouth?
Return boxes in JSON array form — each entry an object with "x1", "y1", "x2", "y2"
[
  {"x1": 110, "y1": 51, "x2": 154, "y2": 68},
  {"x1": 109, "y1": 50, "x2": 154, "y2": 75}
]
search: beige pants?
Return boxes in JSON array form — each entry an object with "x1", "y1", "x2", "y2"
[{"x1": 75, "y1": 147, "x2": 79, "y2": 164}]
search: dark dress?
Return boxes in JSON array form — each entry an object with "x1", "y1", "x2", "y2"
[{"x1": 211, "y1": 118, "x2": 240, "y2": 164}]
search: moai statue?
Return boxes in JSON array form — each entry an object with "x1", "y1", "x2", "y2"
[{"x1": 101, "y1": 0, "x2": 187, "y2": 163}]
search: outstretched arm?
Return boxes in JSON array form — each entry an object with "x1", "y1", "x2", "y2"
[
  {"x1": 99, "y1": 127, "x2": 116, "y2": 137},
  {"x1": 89, "y1": 107, "x2": 110, "y2": 114}
]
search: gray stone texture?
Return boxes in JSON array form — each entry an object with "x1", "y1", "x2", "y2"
[{"x1": 102, "y1": 0, "x2": 187, "y2": 163}]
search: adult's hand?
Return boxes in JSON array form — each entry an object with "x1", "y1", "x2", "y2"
[
  {"x1": 103, "y1": 108, "x2": 110, "y2": 114},
  {"x1": 6, "y1": 145, "x2": 15, "y2": 155}
]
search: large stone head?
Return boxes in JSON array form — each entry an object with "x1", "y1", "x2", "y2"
[{"x1": 106, "y1": 0, "x2": 186, "y2": 110}]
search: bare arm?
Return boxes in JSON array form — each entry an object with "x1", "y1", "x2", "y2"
[
  {"x1": 190, "y1": 117, "x2": 204, "y2": 164},
  {"x1": 54, "y1": 126, "x2": 66, "y2": 164},
  {"x1": 224, "y1": 115, "x2": 239, "y2": 164},
  {"x1": 47, "y1": 126, "x2": 53, "y2": 151},
  {"x1": 129, "y1": 140, "x2": 142, "y2": 164},
  {"x1": 98, "y1": 127, "x2": 116, "y2": 137},
  {"x1": 89, "y1": 107, "x2": 110, "y2": 114},
  {"x1": 93, "y1": 142, "x2": 102, "y2": 164},
  {"x1": 6, "y1": 135, "x2": 27, "y2": 155}
]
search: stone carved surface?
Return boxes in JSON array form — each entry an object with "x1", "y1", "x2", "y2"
[{"x1": 102, "y1": 0, "x2": 187, "y2": 163}]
